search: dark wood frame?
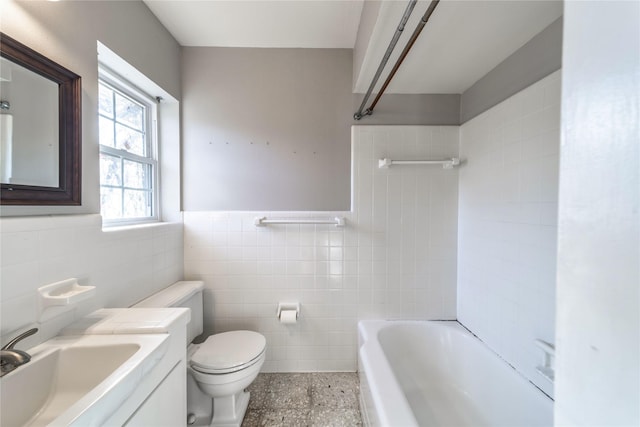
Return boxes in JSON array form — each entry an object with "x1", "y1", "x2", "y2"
[{"x1": 0, "y1": 32, "x2": 81, "y2": 205}]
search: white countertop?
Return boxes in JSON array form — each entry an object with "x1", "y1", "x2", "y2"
[{"x1": 61, "y1": 308, "x2": 190, "y2": 335}]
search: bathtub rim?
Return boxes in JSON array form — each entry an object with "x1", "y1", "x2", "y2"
[{"x1": 358, "y1": 320, "x2": 422, "y2": 427}]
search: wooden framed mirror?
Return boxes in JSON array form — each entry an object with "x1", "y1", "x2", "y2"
[{"x1": 0, "y1": 32, "x2": 81, "y2": 205}]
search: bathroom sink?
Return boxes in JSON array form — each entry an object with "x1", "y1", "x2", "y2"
[{"x1": 1, "y1": 334, "x2": 169, "y2": 427}]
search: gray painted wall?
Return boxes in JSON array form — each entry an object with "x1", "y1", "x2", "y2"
[
  {"x1": 0, "y1": 0, "x2": 181, "y2": 216},
  {"x1": 460, "y1": 17, "x2": 563, "y2": 123},
  {"x1": 352, "y1": 93, "x2": 460, "y2": 125},
  {"x1": 181, "y1": 47, "x2": 353, "y2": 211},
  {"x1": 181, "y1": 10, "x2": 556, "y2": 210}
]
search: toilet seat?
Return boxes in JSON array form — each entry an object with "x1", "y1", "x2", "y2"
[{"x1": 190, "y1": 330, "x2": 266, "y2": 375}]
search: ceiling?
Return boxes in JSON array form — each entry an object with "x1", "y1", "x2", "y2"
[
  {"x1": 143, "y1": 0, "x2": 563, "y2": 94},
  {"x1": 143, "y1": 0, "x2": 365, "y2": 48}
]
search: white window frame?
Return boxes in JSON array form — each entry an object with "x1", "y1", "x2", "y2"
[{"x1": 98, "y1": 67, "x2": 160, "y2": 226}]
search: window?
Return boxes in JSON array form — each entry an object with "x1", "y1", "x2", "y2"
[{"x1": 98, "y1": 70, "x2": 158, "y2": 224}]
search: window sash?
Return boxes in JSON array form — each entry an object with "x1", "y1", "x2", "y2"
[
  {"x1": 98, "y1": 70, "x2": 159, "y2": 225},
  {"x1": 99, "y1": 148, "x2": 157, "y2": 221}
]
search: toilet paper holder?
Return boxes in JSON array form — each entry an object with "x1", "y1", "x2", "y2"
[{"x1": 277, "y1": 302, "x2": 300, "y2": 320}]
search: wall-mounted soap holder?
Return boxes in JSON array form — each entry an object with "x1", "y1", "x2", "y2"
[
  {"x1": 534, "y1": 339, "x2": 555, "y2": 383},
  {"x1": 38, "y1": 278, "x2": 96, "y2": 322}
]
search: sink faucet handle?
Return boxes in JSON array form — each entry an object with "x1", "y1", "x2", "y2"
[{"x1": 2, "y1": 328, "x2": 38, "y2": 351}]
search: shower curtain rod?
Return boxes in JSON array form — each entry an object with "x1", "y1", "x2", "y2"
[
  {"x1": 353, "y1": 0, "x2": 418, "y2": 120},
  {"x1": 354, "y1": 0, "x2": 440, "y2": 121}
]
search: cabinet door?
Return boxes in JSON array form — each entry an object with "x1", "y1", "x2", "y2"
[{"x1": 124, "y1": 360, "x2": 186, "y2": 427}]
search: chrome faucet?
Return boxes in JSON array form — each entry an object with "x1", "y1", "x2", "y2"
[{"x1": 1, "y1": 328, "x2": 38, "y2": 377}]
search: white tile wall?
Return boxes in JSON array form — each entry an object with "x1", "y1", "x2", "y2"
[
  {"x1": 184, "y1": 125, "x2": 459, "y2": 372},
  {"x1": 458, "y1": 70, "x2": 561, "y2": 397},
  {"x1": 0, "y1": 214, "x2": 183, "y2": 347}
]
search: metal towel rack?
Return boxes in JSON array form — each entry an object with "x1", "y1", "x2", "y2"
[
  {"x1": 378, "y1": 157, "x2": 461, "y2": 169},
  {"x1": 254, "y1": 217, "x2": 346, "y2": 227}
]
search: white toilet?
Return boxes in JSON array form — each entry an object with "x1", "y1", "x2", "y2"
[{"x1": 134, "y1": 281, "x2": 266, "y2": 427}]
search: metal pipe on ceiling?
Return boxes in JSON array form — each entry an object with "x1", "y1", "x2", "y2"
[
  {"x1": 353, "y1": 0, "x2": 418, "y2": 121},
  {"x1": 354, "y1": 0, "x2": 441, "y2": 121}
]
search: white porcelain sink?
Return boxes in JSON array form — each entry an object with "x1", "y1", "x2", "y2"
[{"x1": 1, "y1": 334, "x2": 169, "y2": 427}]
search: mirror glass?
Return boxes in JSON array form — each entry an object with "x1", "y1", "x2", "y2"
[{"x1": 0, "y1": 56, "x2": 60, "y2": 187}]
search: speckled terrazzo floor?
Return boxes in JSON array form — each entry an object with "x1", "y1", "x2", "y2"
[{"x1": 242, "y1": 373, "x2": 362, "y2": 427}]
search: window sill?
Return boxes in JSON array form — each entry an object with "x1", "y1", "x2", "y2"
[{"x1": 101, "y1": 219, "x2": 167, "y2": 232}]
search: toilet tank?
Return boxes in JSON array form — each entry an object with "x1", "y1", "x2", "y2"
[{"x1": 134, "y1": 281, "x2": 204, "y2": 343}]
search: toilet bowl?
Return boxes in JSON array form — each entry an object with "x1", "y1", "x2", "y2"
[
  {"x1": 134, "y1": 281, "x2": 266, "y2": 427},
  {"x1": 188, "y1": 331, "x2": 265, "y2": 426}
]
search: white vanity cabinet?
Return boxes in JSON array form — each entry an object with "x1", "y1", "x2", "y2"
[
  {"x1": 61, "y1": 308, "x2": 191, "y2": 427},
  {"x1": 124, "y1": 360, "x2": 186, "y2": 426}
]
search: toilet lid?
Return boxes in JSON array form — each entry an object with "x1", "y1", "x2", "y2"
[{"x1": 190, "y1": 331, "x2": 266, "y2": 374}]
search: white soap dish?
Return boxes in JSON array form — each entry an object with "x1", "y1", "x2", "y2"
[
  {"x1": 38, "y1": 278, "x2": 96, "y2": 321},
  {"x1": 534, "y1": 339, "x2": 555, "y2": 383}
]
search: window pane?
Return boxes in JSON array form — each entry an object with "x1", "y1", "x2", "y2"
[
  {"x1": 100, "y1": 186, "x2": 122, "y2": 219},
  {"x1": 99, "y1": 153, "x2": 122, "y2": 186},
  {"x1": 123, "y1": 190, "x2": 151, "y2": 218},
  {"x1": 99, "y1": 116, "x2": 115, "y2": 148},
  {"x1": 98, "y1": 84, "x2": 114, "y2": 118},
  {"x1": 115, "y1": 93, "x2": 144, "y2": 131},
  {"x1": 123, "y1": 160, "x2": 150, "y2": 189},
  {"x1": 115, "y1": 123, "x2": 145, "y2": 155}
]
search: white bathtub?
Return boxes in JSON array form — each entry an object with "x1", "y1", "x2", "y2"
[{"x1": 358, "y1": 320, "x2": 553, "y2": 427}]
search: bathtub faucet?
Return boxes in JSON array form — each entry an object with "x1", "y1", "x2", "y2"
[{"x1": 0, "y1": 328, "x2": 38, "y2": 377}]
